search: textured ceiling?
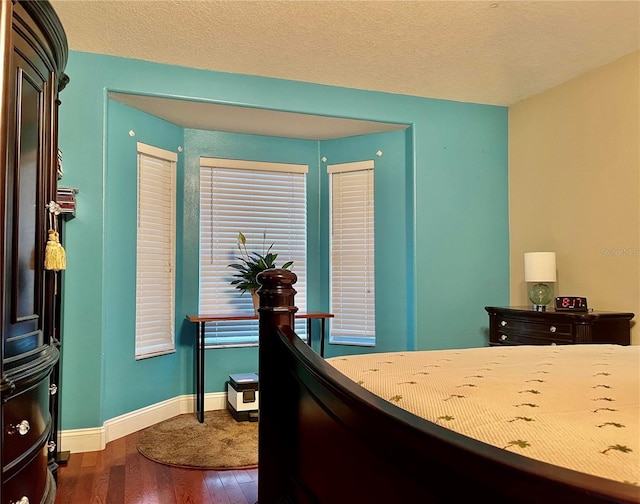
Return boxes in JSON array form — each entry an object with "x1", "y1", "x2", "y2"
[{"x1": 50, "y1": 0, "x2": 640, "y2": 138}]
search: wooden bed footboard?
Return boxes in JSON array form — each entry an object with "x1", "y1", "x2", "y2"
[{"x1": 256, "y1": 269, "x2": 639, "y2": 504}]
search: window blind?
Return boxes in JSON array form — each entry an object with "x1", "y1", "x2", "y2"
[
  {"x1": 135, "y1": 143, "x2": 177, "y2": 359},
  {"x1": 328, "y1": 160, "x2": 375, "y2": 346},
  {"x1": 199, "y1": 158, "x2": 307, "y2": 347}
]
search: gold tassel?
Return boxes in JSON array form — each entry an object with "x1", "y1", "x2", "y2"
[{"x1": 44, "y1": 229, "x2": 66, "y2": 271}]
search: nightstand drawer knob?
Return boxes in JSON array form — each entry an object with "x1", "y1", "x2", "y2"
[
  {"x1": 500, "y1": 321, "x2": 507, "y2": 327},
  {"x1": 550, "y1": 326, "x2": 557, "y2": 333},
  {"x1": 500, "y1": 334, "x2": 508, "y2": 341}
]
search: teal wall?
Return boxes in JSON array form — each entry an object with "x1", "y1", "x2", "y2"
[
  {"x1": 413, "y1": 101, "x2": 509, "y2": 349},
  {"x1": 57, "y1": 51, "x2": 509, "y2": 430},
  {"x1": 103, "y1": 101, "x2": 185, "y2": 420}
]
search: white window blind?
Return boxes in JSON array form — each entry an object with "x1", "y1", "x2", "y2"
[
  {"x1": 199, "y1": 158, "x2": 307, "y2": 347},
  {"x1": 135, "y1": 143, "x2": 177, "y2": 359},
  {"x1": 328, "y1": 160, "x2": 375, "y2": 346}
]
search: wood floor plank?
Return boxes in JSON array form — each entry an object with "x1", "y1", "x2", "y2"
[
  {"x1": 107, "y1": 436, "x2": 127, "y2": 466},
  {"x1": 138, "y1": 450, "x2": 165, "y2": 504},
  {"x1": 81, "y1": 450, "x2": 98, "y2": 467},
  {"x1": 219, "y1": 470, "x2": 250, "y2": 504},
  {"x1": 105, "y1": 465, "x2": 125, "y2": 504},
  {"x1": 232, "y1": 469, "x2": 254, "y2": 484},
  {"x1": 155, "y1": 462, "x2": 179, "y2": 504},
  {"x1": 232, "y1": 469, "x2": 258, "y2": 503},
  {"x1": 239, "y1": 480, "x2": 258, "y2": 504},
  {"x1": 204, "y1": 471, "x2": 232, "y2": 504},
  {"x1": 88, "y1": 447, "x2": 111, "y2": 504},
  {"x1": 65, "y1": 476, "x2": 90, "y2": 504},
  {"x1": 123, "y1": 432, "x2": 144, "y2": 503},
  {"x1": 59, "y1": 450, "x2": 97, "y2": 503},
  {"x1": 54, "y1": 451, "x2": 83, "y2": 504},
  {"x1": 172, "y1": 467, "x2": 213, "y2": 504}
]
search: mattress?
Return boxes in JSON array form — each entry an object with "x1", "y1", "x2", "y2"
[{"x1": 328, "y1": 344, "x2": 640, "y2": 486}]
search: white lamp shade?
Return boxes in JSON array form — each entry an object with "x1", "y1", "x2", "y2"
[{"x1": 524, "y1": 252, "x2": 556, "y2": 282}]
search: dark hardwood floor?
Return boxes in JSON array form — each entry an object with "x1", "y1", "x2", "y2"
[{"x1": 53, "y1": 429, "x2": 258, "y2": 504}]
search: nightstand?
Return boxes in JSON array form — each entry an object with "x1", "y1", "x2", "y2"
[{"x1": 485, "y1": 306, "x2": 634, "y2": 346}]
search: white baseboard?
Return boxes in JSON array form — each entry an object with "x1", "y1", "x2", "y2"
[{"x1": 60, "y1": 392, "x2": 227, "y2": 453}]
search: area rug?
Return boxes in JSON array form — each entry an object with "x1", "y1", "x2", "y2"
[{"x1": 136, "y1": 409, "x2": 258, "y2": 470}]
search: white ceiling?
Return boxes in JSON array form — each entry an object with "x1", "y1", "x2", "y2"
[{"x1": 50, "y1": 0, "x2": 640, "y2": 140}]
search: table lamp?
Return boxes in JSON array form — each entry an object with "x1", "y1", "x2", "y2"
[{"x1": 524, "y1": 252, "x2": 556, "y2": 311}]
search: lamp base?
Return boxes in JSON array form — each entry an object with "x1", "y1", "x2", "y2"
[{"x1": 528, "y1": 282, "x2": 553, "y2": 310}]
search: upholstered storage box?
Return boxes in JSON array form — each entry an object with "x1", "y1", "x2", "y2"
[{"x1": 227, "y1": 373, "x2": 259, "y2": 422}]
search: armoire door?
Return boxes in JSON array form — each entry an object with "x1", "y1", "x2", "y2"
[{"x1": 2, "y1": 19, "x2": 56, "y2": 366}]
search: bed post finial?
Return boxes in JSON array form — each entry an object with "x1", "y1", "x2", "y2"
[{"x1": 256, "y1": 268, "x2": 298, "y2": 321}]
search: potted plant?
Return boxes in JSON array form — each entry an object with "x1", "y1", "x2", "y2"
[{"x1": 228, "y1": 231, "x2": 293, "y2": 311}]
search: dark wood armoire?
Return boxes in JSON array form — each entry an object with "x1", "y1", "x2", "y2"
[{"x1": 1, "y1": 1, "x2": 68, "y2": 503}]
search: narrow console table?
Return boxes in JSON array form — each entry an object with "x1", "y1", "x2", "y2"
[{"x1": 186, "y1": 311, "x2": 333, "y2": 423}]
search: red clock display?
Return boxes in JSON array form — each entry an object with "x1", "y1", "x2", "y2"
[{"x1": 555, "y1": 296, "x2": 588, "y2": 311}]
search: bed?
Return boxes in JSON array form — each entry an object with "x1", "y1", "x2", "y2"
[{"x1": 256, "y1": 269, "x2": 640, "y2": 503}]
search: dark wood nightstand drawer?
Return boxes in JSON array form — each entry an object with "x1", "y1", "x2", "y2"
[
  {"x1": 495, "y1": 331, "x2": 572, "y2": 345},
  {"x1": 497, "y1": 317, "x2": 572, "y2": 338}
]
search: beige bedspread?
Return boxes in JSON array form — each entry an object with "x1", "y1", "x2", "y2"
[{"x1": 327, "y1": 344, "x2": 640, "y2": 487}]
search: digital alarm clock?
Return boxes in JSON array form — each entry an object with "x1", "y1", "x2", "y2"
[{"x1": 554, "y1": 296, "x2": 588, "y2": 311}]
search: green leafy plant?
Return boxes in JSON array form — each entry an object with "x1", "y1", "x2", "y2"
[{"x1": 228, "y1": 231, "x2": 293, "y2": 294}]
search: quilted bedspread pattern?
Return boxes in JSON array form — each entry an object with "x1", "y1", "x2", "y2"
[{"x1": 328, "y1": 344, "x2": 640, "y2": 487}]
